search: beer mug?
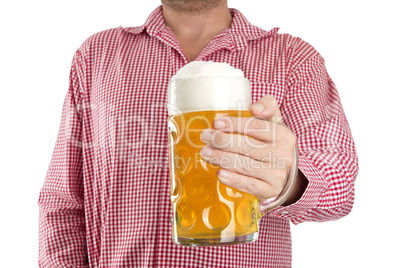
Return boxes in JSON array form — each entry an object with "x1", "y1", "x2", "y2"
[{"x1": 167, "y1": 61, "x2": 298, "y2": 247}]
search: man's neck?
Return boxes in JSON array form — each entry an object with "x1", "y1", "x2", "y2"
[{"x1": 161, "y1": 2, "x2": 232, "y2": 61}]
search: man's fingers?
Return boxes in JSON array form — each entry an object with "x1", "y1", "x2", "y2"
[
  {"x1": 216, "y1": 169, "x2": 284, "y2": 200},
  {"x1": 212, "y1": 117, "x2": 295, "y2": 148},
  {"x1": 200, "y1": 128, "x2": 293, "y2": 162},
  {"x1": 200, "y1": 129, "x2": 267, "y2": 159}
]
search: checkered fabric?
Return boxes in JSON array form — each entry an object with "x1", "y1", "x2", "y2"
[{"x1": 38, "y1": 6, "x2": 358, "y2": 268}]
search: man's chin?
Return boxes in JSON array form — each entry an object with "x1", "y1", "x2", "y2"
[{"x1": 161, "y1": 0, "x2": 223, "y2": 14}]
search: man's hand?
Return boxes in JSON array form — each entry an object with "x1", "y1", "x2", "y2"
[{"x1": 199, "y1": 95, "x2": 300, "y2": 201}]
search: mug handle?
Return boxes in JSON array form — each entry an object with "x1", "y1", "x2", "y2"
[{"x1": 258, "y1": 144, "x2": 299, "y2": 218}]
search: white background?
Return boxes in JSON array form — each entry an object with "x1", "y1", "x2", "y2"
[{"x1": 0, "y1": 0, "x2": 401, "y2": 267}]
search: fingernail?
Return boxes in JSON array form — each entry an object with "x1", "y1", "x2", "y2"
[
  {"x1": 217, "y1": 169, "x2": 230, "y2": 181},
  {"x1": 200, "y1": 146, "x2": 213, "y2": 157},
  {"x1": 252, "y1": 104, "x2": 264, "y2": 113},
  {"x1": 214, "y1": 119, "x2": 226, "y2": 129},
  {"x1": 200, "y1": 129, "x2": 212, "y2": 143}
]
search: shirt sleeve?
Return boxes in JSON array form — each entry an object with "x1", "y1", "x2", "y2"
[
  {"x1": 38, "y1": 49, "x2": 89, "y2": 267},
  {"x1": 270, "y1": 53, "x2": 359, "y2": 224}
]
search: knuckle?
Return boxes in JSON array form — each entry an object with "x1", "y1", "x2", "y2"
[
  {"x1": 213, "y1": 131, "x2": 232, "y2": 149},
  {"x1": 263, "y1": 97, "x2": 280, "y2": 115},
  {"x1": 242, "y1": 139, "x2": 256, "y2": 155},
  {"x1": 246, "y1": 177, "x2": 258, "y2": 195},
  {"x1": 247, "y1": 118, "x2": 268, "y2": 132},
  {"x1": 267, "y1": 99, "x2": 279, "y2": 111},
  {"x1": 212, "y1": 131, "x2": 225, "y2": 147},
  {"x1": 237, "y1": 158, "x2": 252, "y2": 174}
]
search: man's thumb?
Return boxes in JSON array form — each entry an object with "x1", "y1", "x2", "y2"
[{"x1": 249, "y1": 95, "x2": 282, "y2": 123}]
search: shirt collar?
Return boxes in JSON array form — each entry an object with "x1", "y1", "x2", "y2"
[{"x1": 122, "y1": 6, "x2": 279, "y2": 51}]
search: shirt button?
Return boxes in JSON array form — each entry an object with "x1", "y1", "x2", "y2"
[{"x1": 170, "y1": 216, "x2": 173, "y2": 224}]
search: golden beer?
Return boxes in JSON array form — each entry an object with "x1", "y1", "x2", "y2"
[{"x1": 168, "y1": 110, "x2": 260, "y2": 246}]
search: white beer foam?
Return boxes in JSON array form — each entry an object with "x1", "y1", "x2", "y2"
[
  {"x1": 168, "y1": 61, "x2": 251, "y2": 115},
  {"x1": 171, "y1": 61, "x2": 245, "y2": 80}
]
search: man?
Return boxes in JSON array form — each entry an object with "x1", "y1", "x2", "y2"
[{"x1": 38, "y1": 0, "x2": 358, "y2": 267}]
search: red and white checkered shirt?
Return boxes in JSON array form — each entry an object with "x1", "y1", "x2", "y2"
[{"x1": 38, "y1": 6, "x2": 358, "y2": 268}]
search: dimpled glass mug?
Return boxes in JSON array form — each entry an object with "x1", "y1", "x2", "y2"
[{"x1": 167, "y1": 61, "x2": 298, "y2": 247}]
